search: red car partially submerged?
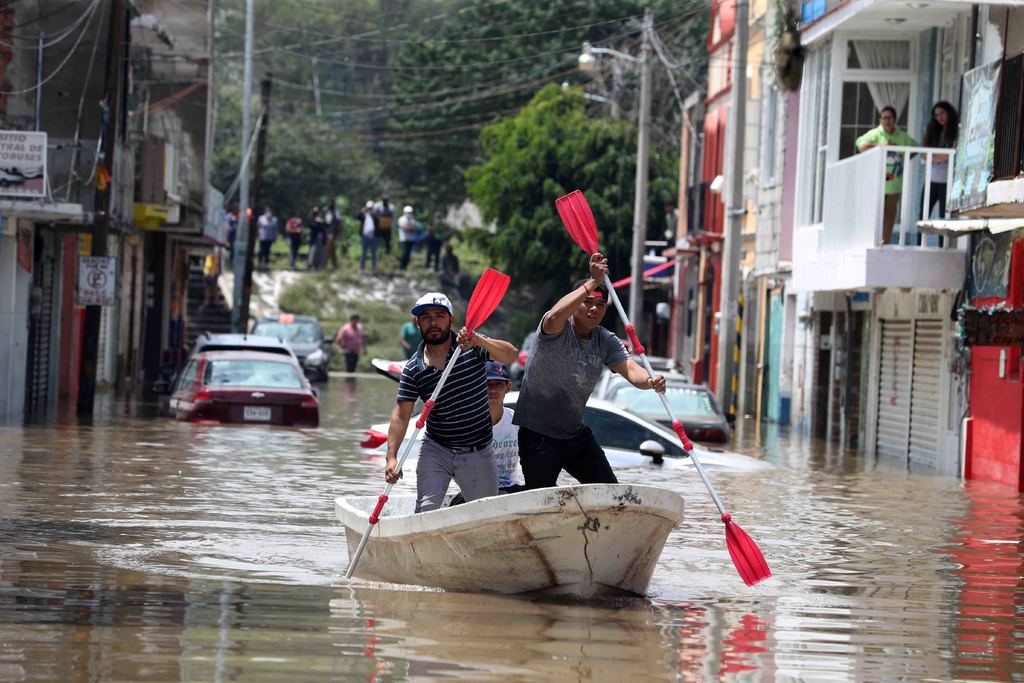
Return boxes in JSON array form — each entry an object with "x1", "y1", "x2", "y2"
[{"x1": 166, "y1": 350, "x2": 319, "y2": 426}]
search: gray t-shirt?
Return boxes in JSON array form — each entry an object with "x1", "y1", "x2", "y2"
[{"x1": 512, "y1": 317, "x2": 629, "y2": 439}]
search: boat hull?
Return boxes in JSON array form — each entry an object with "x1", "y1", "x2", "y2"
[{"x1": 336, "y1": 484, "x2": 684, "y2": 596}]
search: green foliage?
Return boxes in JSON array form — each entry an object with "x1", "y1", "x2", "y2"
[{"x1": 465, "y1": 84, "x2": 676, "y2": 290}]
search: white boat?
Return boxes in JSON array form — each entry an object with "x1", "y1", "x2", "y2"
[{"x1": 336, "y1": 484, "x2": 684, "y2": 596}]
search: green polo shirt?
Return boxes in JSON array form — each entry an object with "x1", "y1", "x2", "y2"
[{"x1": 855, "y1": 125, "x2": 919, "y2": 194}]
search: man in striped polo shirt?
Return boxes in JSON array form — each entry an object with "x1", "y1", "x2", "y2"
[{"x1": 385, "y1": 292, "x2": 518, "y2": 512}]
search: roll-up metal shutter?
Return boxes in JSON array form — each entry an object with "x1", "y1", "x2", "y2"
[
  {"x1": 909, "y1": 320, "x2": 943, "y2": 466},
  {"x1": 876, "y1": 320, "x2": 912, "y2": 459}
]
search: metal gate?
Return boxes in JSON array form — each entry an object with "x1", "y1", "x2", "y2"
[
  {"x1": 876, "y1": 320, "x2": 913, "y2": 459},
  {"x1": 24, "y1": 241, "x2": 56, "y2": 417},
  {"x1": 909, "y1": 320, "x2": 943, "y2": 467}
]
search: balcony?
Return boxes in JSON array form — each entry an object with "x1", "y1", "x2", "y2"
[{"x1": 793, "y1": 146, "x2": 967, "y2": 293}]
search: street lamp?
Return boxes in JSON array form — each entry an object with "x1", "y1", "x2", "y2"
[{"x1": 577, "y1": 9, "x2": 653, "y2": 343}]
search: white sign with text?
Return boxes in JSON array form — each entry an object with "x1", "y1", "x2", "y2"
[
  {"x1": 77, "y1": 256, "x2": 117, "y2": 306},
  {"x1": 0, "y1": 130, "x2": 47, "y2": 198}
]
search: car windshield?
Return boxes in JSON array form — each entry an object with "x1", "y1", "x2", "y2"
[
  {"x1": 204, "y1": 359, "x2": 304, "y2": 389},
  {"x1": 608, "y1": 384, "x2": 719, "y2": 418},
  {"x1": 252, "y1": 321, "x2": 319, "y2": 343}
]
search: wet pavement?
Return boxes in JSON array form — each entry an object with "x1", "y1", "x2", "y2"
[{"x1": 0, "y1": 375, "x2": 1022, "y2": 681}]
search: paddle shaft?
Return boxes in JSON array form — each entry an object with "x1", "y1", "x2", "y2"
[
  {"x1": 345, "y1": 345, "x2": 465, "y2": 578},
  {"x1": 602, "y1": 274, "x2": 727, "y2": 516}
]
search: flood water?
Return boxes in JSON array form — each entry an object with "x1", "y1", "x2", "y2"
[{"x1": 1, "y1": 375, "x2": 1022, "y2": 681}]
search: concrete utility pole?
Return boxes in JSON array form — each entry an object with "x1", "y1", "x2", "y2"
[
  {"x1": 238, "y1": 75, "x2": 271, "y2": 333},
  {"x1": 715, "y1": 0, "x2": 748, "y2": 414},
  {"x1": 628, "y1": 8, "x2": 654, "y2": 342},
  {"x1": 231, "y1": 0, "x2": 255, "y2": 332}
]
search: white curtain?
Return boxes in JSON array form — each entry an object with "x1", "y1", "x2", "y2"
[{"x1": 853, "y1": 40, "x2": 911, "y2": 118}]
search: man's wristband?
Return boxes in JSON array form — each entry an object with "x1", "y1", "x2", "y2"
[{"x1": 582, "y1": 281, "x2": 594, "y2": 295}]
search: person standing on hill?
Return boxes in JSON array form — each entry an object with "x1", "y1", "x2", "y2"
[
  {"x1": 358, "y1": 200, "x2": 378, "y2": 273},
  {"x1": 307, "y1": 207, "x2": 326, "y2": 270},
  {"x1": 336, "y1": 314, "x2": 365, "y2": 373},
  {"x1": 256, "y1": 207, "x2": 278, "y2": 266},
  {"x1": 373, "y1": 193, "x2": 395, "y2": 255},
  {"x1": 284, "y1": 213, "x2": 303, "y2": 270},
  {"x1": 325, "y1": 201, "x2": 342, "y2": 270},
  {"x1": 513, "y1": 254, "x2": 666, "y2": 490},
  {"x1": 397, "y1": 205, "x2": 421, "y2": 271}
]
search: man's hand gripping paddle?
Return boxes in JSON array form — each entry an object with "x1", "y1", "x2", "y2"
[
  {"x1": 345, "y1": 268, "x2": 511, "y2": 579},
  {"x1": 555, "y1": 190, "x2": 771, "y2": 587}
]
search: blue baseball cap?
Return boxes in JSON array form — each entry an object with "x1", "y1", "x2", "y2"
[{"x1": 485, "y1": 361, "x2": 510, "y2": 382}]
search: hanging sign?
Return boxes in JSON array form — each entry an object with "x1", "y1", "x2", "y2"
[
  {"x1": 961, "y1": 308, "x2": 1024, "y2": 346},
  {"x1": 0, "y1": 130, "x2": 46, "y2": 198},
  {"x1": 77, "y1": 256, "x2": 117, "y2": 306}
]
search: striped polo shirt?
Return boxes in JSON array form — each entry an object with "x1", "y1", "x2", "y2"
[{"x1": 397, "y1": 335, "x2": 492, "y2": 450}]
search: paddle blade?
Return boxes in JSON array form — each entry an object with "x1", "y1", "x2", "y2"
[
  {"x1": 723, "y1": 514, "x2": 771, "y2": 586},
  {"x1": 555, "y1": 190, "x2": 599, "y2": 254},
  {"x1": 464, "y1": 268, "x2": 510, "y2": 332}
]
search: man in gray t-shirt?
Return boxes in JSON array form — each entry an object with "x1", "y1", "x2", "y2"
[{"x1": 513, "y1": 253, "x2": 666, "y2": 489}]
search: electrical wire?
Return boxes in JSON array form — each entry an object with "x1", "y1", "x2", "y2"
[
  {"x1": 221, "y1": 109, "x2": 265, "y2": 204},
  {"x1": 0, "y1": 0, "x2": 101, "y2": 50},
  {"x1": 0, "y1": 0, "x2": 101, "y2": 95}
]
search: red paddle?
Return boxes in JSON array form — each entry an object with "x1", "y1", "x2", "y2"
[
  {"x1": 555, "y1": 189, "x2": 771, "y2": 587},
  {"x1": 345, "y1": 268, "x2": 512, "y2": 579}
]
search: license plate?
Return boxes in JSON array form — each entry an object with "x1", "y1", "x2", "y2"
[{"x1": 243, "y1": 406, "x2": 272, "y2": 421}]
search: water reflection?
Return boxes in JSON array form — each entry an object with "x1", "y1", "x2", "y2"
[{"x1": 0, "y1": 376, "x2": 1021, "y2": 680}]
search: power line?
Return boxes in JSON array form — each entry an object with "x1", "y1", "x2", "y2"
[
  {"x1": 0, "y1": 0, "x2": 101, "y2": 50},
  {"x1": 0, "y1": 0, "x2": 101, "y2": 95}
]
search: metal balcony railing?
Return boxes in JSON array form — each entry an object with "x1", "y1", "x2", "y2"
[{"x1": 819, "y1": 145, "x2": 957, "y2": 250}]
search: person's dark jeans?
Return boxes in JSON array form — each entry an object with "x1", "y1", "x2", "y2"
[
  {"x1": 924, "y1": 181, "x2": 947, "y2": 218},
  {"x1": 344, "y1": 351, "x2": 359, "y2": 372},
  {"x1": 518, "y1": 425, "x2": 617, "y2": 489},
  {"x1": 287, "y1": 234, "x2": 302, "y2": 269},
  {"x1": 377, "y1": 228, "x2": 392, "y2": 254},
  {"x1": 425, "y1": 238, "x2": 441, "y2": 270},
  {"x1": 360, "y1": 234, "x2": 377, "y2": 271},
  {"x1": 258, "y1": 238, "x2": 273, "y2": 265},
  {"x1": 399, "y1": 240, "x2": 415, "y2": 270}
]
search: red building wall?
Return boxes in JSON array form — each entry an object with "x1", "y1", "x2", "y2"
[{"x1": 967, "y1": 239, "x2": 1024, "y2": 491}]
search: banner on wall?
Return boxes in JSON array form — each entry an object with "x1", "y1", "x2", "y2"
[
  {"x1": 0, "y1": 130, "x2": 46, "y2": 198},
  {"x1": 949, "y1": 61, "x2": 1001, "y2": 213}
]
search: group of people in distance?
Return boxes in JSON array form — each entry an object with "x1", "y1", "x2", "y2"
[
  {"x1": 356, "y1": 194, "x2": 452, "y2": 275},
  {"x1": 855, "y1": 101, "x2": 959, "y2": 245},
  {"x1": 385, "y1": 253, "x2": 666, "y2": 513}
]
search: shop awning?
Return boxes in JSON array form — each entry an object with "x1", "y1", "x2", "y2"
[
  {"x1": 917, "y1": 217, "x2": 1024, "y2": 236},
  {"x1": 0, "y1": 200, "x2": 87, "y2": 223},
  {"x1": 611, "y1": 260, "x2": 676, "y2": 289}
]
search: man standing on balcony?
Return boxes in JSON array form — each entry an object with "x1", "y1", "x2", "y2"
[{"x1": 856, "y1": 106, "x2": 919, "y2": 245}]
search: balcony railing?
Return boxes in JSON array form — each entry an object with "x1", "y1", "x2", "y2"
[{"x1": 820, "y1": 145, "x2": 957, "y2": 250}]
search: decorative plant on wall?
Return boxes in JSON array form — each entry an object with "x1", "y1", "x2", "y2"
[{"x1": 773, "y1": 0, "x2": 804, "y2": 92}]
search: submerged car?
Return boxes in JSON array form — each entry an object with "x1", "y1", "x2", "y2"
[
  {"x1": 251, "y1": 314, "x2": 332, "y2": 382},
  {"x1": 601, "y1": 376, "x2": 731, "y2": 444},
  {"x1": 160, "y1": 350, "x2": 319, "y2": 426},
  {"x1": 359, "y1": 392, "x2": 760, "y2": 472}
]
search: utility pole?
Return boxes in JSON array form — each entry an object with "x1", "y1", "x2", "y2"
[
  {"x1": 239, "y1": 75, "x2": 271, "y2": 333},
  {"x1": 231, "y1": 0, "x2": 255, "y2": 332},
  {"x1": 78, "y1": 0, "x2": 124, "y2": 416},
  {"x1": 715, "y1": 0, "x2": 749, "y2": 414},
  {"x1": 628, "y1": 8, "x2": 653, "y2": 343}
]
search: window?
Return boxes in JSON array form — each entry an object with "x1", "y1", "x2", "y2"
[
  {"x1": 175, "y1": 360, "x2": 199, "y2": 392},
  {"x1": 840, "y1": 82, "x2": 909, "y2": 158},
  {"x1": 203, "y1": 359, "x2": 304, "y2": 389},
  {"x1": 251, "y1": 321, "x2": 321, "y2": 343},
  {"x1": 582, "y1": 407, "x2": 685, "y2": 457},
  {"x1": 761, "y1": 82, "x2": 779, "y2": 184}
]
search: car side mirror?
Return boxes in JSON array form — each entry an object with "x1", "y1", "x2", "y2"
[
  {"x1": 725, "y1": 413, "x2": 736, "y2": 425},
  {"x1": 311, "y1": 387, "x2": 319, "y2": 398},
  {"x1": 152, "y1": 380, "x2": 171, "y2": 395},
  {"x1": 639, "y1": 440, "x2": 665, "y2": 465}
]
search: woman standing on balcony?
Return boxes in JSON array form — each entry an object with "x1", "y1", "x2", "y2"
[
  {"x1": 856, "y1": 106, "x2": 918, "y2": 245},
  {"x1": 922, "y1": 101, "x2": 959, "y2": 220}
]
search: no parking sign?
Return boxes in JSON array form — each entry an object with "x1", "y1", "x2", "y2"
[{"x1": 77, "y1": 256, "x2": 117, "y2": 306}]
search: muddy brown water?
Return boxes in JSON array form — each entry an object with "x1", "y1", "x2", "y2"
[{"x1": 0, "y1": 375, "x2": 1021, "y2": 681}]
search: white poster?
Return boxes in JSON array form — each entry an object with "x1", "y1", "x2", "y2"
[
  {"x1": 0, "y1": 130, "x2": 47, "y2": 198},
  {"x1": 77, "y1": 256, "x2": 117, "y2": 306}
]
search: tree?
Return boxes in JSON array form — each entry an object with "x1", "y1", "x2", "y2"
[{"x1": 465, "y1": 84, "x2": 676, "y2": 291}]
